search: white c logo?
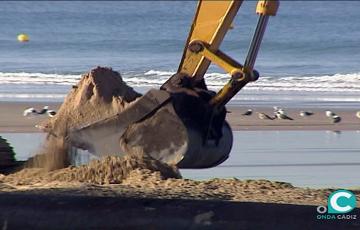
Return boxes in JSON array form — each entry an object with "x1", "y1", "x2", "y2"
[{"x1": 330, "y1": 191, "x2": 352, "y2": 212}]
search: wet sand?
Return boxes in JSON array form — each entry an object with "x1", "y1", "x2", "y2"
[
  {"x1": 226, "y1": 106, "x2": 360, "y2": 131},
  {"x1": 0, "y1": 102, "x2": 60, "y2": 132},
  {"x1": 0, "y1": 102, "x2": 359, "y2": 132}
]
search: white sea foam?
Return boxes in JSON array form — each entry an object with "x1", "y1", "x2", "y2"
[
  {"x1": 143, "y1": 70, "x2": 360, "y2": 92},
  {"x1": 0, "y1": 93, "x2": 66, "y2": 99},
  {"x1": 144, "y1": 70, "x2": 175, "y2": 76},
  {"x1": 0, "y1": 72, "x2": 81, "y2": 85},
  {"x1": 1, "y1": 71, "x2": 360, "y2": 93}
]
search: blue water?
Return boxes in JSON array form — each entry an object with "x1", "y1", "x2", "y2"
[
  {"x1": 0, "y1": 1, "x2": 360, "y2": 105},
  {"x1": 1, "y1": 131, "x2": 360, "y2": 188}
]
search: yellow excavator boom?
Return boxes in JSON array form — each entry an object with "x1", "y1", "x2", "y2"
[
  {"x1": 178, "y1": 0, "x2": 243, "y2": 83},
  {"x1": 178, "y1": 0, "x2": 279, "y2": 108}
]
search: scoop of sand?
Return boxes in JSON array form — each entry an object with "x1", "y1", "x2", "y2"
[
  {"x1": 32, "y1": 67, "x2": 141, "y2": 170},
  {"x1": 44, "y1": 66, "x2": 141, "y2": 136}
]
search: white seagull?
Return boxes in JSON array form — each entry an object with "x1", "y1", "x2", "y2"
[
  {"x1": 273, "y1": 106, "x2": 287, "y2": 116},
  {"x1": 23, "y1": 105, "x2": 56, "y2": 118},
  {"x1": 331, "y1": 115, "x2": 341, "y2": 124},
  {"x1": 326, "y1": 110, "x2": 336, "y2": 117},
  {"x1": 356, "y1": 111, "x2": 360, "y2": 119},
  {"x1": 242, "y1": 109, "x2": 253, "y2": 116},
  {"x1": 37, "y1": 106, "x2": 49, "y2": 115},
  {"x1": 257, "y1": 112, "x2": 274, "y2": 120},
  {"x1": 300, "y1": 111, "x2": 314, "y2": 117},
  {"x1": 273, "y1": 106, "x2": 280, "y2": 112},
  {"x1": 275, "y1": 112, "x2": 294, "y2": 120},
  {"x1": 47, "y1": 110, "x2": 57, "y2": 117},
  {"x1": 23, "y1": 107, "x2": 38, "y2": 117}
]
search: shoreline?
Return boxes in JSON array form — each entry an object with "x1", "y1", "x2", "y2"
[{"x1": 0, "y1": 102, "x2": 359, "y2": 133}]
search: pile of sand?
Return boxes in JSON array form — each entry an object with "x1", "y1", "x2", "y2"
[
  {"x1": 3, "y1": 164, "x2": 348, "y2": 206},
  {"x1": 33, "y1": 67, "x2": 141, "y2": 170},
  {"x1": 5, "y1": 154, "x2": 181, "y2": 185}
]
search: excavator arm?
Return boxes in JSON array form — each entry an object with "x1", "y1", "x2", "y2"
[
  {"x1": 68, "y1": 0, "x2": 279, "y2": 169},
  {"x1": 177, "y1": 0, "x2": 279, "y2": 108},
  {"x1": 177, "y1": 1, "x2": 243, "y2": 82}
]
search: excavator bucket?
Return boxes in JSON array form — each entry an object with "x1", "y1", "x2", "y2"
[{"x1": 69, "y1": 89, "x2": 233, "y2": 168}]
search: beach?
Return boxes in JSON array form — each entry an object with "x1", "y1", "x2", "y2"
[{"x1": 1, "y1": 1, "x2": 360, "y2": 228}]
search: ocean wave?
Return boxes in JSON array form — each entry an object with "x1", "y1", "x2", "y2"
[
  {"x1": 142, "y1": 70, "x2": 360, "y2": 92},
  {"x1": 1, "y1": 70, "x2": 360, "y2": 93},
  {"x1": 0, "y1": 72, "x2": 81, "y2": 85},
  {"x1": 0, "y1": 93, "x2": 65, "y2": 99},
  {"x1": 144, "y1": 70, "x2": 175, "y2": 76}
]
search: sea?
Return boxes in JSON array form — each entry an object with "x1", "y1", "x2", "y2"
[{"x1": 0, "y1": 1, "x2": 360, "y2": 107}]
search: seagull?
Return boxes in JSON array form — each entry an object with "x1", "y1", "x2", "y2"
[
  {"x1": 300, "y1": 111, "x2": 314, "y2": 117},
  {"x1": 275, "y1": 112, "x2": 294, "y2": 120},
  {"x1": 23, "y1": 105, "x2": 56, "y2": 118},
  {"x1": 277, "y1": 109, "x2": 286, "y2": 115},
  {"x1": 23, "y1": 107, "x2": 38, "y2": 116},
  {"x1": 47, "y1": 110, "x2": 57, "y2": 117},
  {"x1": 356, "y1": 111, "x2": 360, "y2": 119},
  {"x1": 331, "y1": 115, "x2": 341, "y2": 124},
  {"x1": 273, "y1": 106, "x2": 280, "y2": 112},
  {"x1": 37, "y1": 106, "x2": 49, "y2": 115},
  {"x1": 273, "y1": 106, "x2": 280, "y2": 113},
  {"x1": 257, "y1": 112, "x2": 274, "y2": 120},
  {"x1": 273, "y1": 106, "x2": 287, "y2": 116},
  {"x1": 326, "y1": 110, "x2": 336, "y2": 117},
  {"x1": 242, "y1": 109, "x2": 253, "y2": 116}
]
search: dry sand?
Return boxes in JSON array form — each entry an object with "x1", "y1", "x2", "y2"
[
  {"x1": 4, "y1": 154, "x2": 181, "y2": 185},
  {"x1": 0, "y1": 154, "x2": 359, "y2": 207},
  {"x1": 0, "y1": 158, "x2": 360, "y2": 208},
  {"x1": 1, "y1": 155, "x2": 359, "y2": 229}
]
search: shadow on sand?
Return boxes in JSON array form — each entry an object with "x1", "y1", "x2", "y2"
[{"x1": 0, "y1": 193, "x2": 359, "y2": 229}]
